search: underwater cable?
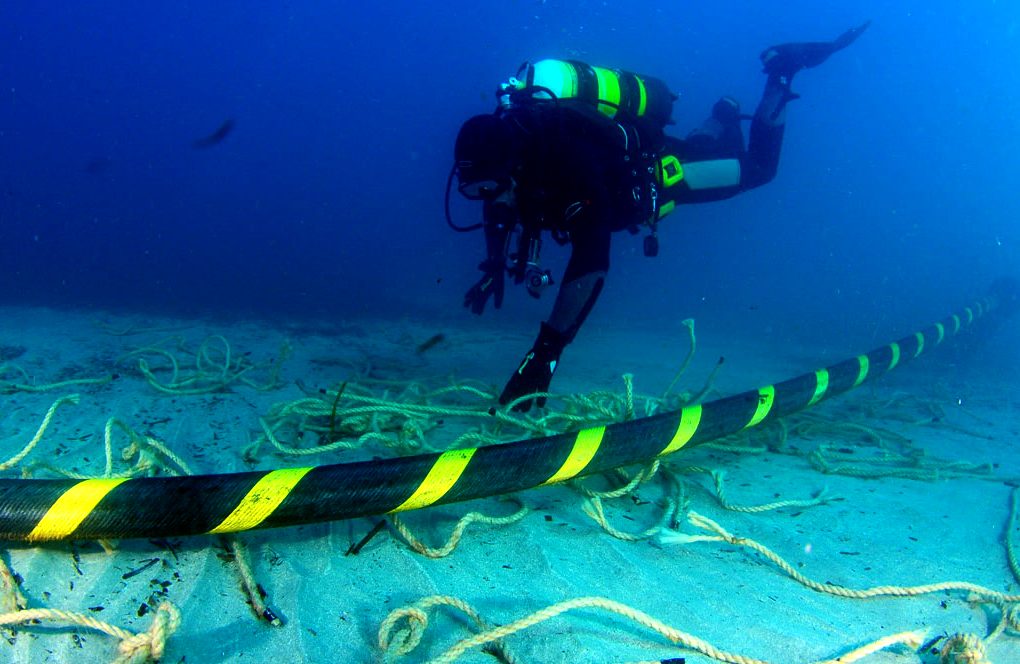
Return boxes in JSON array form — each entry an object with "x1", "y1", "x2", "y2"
[{"x1": 0, "y1": 281, "x2": 1015, "y2": 542}]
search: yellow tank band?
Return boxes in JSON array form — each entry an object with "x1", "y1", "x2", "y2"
[
  {"x1": 635, "y1": 76, "x2": 648, "y2": 116},
  {"x1": 592, "y1": 66, "x2": 621, "y2": 116}
]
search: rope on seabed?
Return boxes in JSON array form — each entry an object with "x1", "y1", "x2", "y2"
[
  {"x1": 0, "y1": 394, "x2": 80, "y2": 471},
  {"x1": 677, "y1": 466, "x2": 835, "y2": 513},
  {"x1": 937, "y1": 633, "x2": 990, "y2": 664},
  {"x1": 665, "y1": 510, "x2": 1020, "y2": 604},
  {"x1": 377, "y1": 594, "x2": 926, "y2": 664},
  {"x1": 573, "y1": 460, "x2": 661, "y2": 500},
  {"x1": 661, "y1": 507, "x2": 1020, "y2": 661},
  {"x1": 390, "y1": 502, "x2": 529, "y2": 558},
  {"x1": 244, "y1": 325, "x2": 714, "y2": 463},
  {"x1": 225, "y1": 537, "x2": 283, "y2": 626},
  {"x1": 1005, "y1": 486, "x2": 1020, "y2": 584},
  {"x1": 578, "y1": 463, "x2": 834, "y2": 543},
  {"x1": 0, "y1": 554, "x2": 27, "y2": 613},
  {"x1": 0, "y1": 601, "x2": 181, "y2": 664},
  {"x1": 375, "y1": 483, "x2": 1020, "y2": 664},
  {"x1": 119, "y1": 334, "x2": 291, "y2": 396},
  {"x1": 0, "y1": 361, "x2": 112, "y2": 395}
]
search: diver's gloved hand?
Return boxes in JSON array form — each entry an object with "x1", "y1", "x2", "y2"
[
  {"x1": 760, "y1": 21, "x2": 871, "y2": 81},
  {"x1": 463, "y1": 259, "x2": 505, "y2": 315},
  {"x1": 712, "y1": 96, "x2": 742, "y2": 126},
  {"x1": 499, "y1": 322, "x2": 567, "y2": 412}
]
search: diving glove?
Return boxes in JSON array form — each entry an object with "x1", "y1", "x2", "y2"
[
  {"x1": 760, "y1": 21, "x2": 871, "y2": 81},
  {"x1": 499, "y1": 322, "x2": 567, "y2": 412},
  {"x1": 463, "y1": 258, "x2": 505, "y2": 315}
]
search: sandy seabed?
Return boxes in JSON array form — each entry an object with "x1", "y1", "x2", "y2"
[{"x1": 0, "y1": 304, "x2": 1018, "y2": 663}]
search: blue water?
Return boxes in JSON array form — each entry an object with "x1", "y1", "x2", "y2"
[{"x1": 2, "y1": 1, "x2": 1017, "y2": 355}]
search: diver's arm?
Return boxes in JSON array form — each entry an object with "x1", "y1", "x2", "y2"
[
  {"x1": 481, "y1": 198, "x2": 514, "y2": 264},
  {"x1": 463, "y1": 199, "x2": 514, "y2": 315}
]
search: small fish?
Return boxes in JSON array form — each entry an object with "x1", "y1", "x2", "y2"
[
  {"x1": 193, "y1": 119, "x2": 235, "y2": 149},
  {"x1": 415, "y1": 333, "x2": 445, "y2": 355}
]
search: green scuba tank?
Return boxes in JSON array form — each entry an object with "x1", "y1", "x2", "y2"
[{"x1": 498, "y1": 59, "x2": 676, "y2": 134}]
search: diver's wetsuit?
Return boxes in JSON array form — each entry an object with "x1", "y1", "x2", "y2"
[{"x1": 482, "y1": 74, "x2": 790, "y2": 347}]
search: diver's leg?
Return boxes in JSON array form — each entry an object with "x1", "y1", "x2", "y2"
[
  {"x1": 498, "y1": 214, "x2": 610, "y2": 411},
  {"x1": 547, "y1": 207, "x2": 611, "y2": 342},
  {"x1": 547, "y1": 269, "x2": 606, "y2": 338},
  {"x1": 743, "y1": 75, "x2": 789, "y2": 188},
  {"x1": 760, "y1": 21, "x2": 871, "y2": 82},
  {"x1": 745, "y1": 21, "x2": 870, "y2": 189}
]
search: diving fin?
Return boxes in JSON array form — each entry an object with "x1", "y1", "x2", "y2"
[{"x1": 760, "y1": 21, "x2": 871, "y2": 81}]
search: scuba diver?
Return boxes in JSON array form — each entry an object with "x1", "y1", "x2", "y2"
[{"x1": 449, "y1": 22, "x2": 870, "y2": 412}]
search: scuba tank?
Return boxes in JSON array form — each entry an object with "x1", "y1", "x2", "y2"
[{"x1": 498, "y1": 59, "x2": 677, "y2": 141}]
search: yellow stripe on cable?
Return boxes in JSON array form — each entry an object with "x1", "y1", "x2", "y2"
[
  {"x1": 935, "y1": 323, "x2": 945, "y2": 345},
  {"x1": 744, "y1": 386, "x2": 775, "y2": 429},
  {"x1": 209, "y1": 467, "x2": 313, "y2": 534},
  {"x1": 28, "y1": 478, "x2": 128, "y2": 542},
  {"x1": 914, "y1": 332, "x2": 925, "y2": 358},
  {"x1": 390, "y1": 448, "x2": 476, "y2": 513},
  {"x1": 808, "y1": 369, "x2": 829, "y2": 406},
  {"x1": 543, "y1": 426, "x2": 605, "y2": 485},
  {"x1": 659, "y1": 404, "x2": 703, "y2": 456},
  {"x1": 853, "y1": 355, "x2": 870, "y2": 388},
  {"x1": 888, "y1": 343, "x2": 901, "y2": 371}
]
